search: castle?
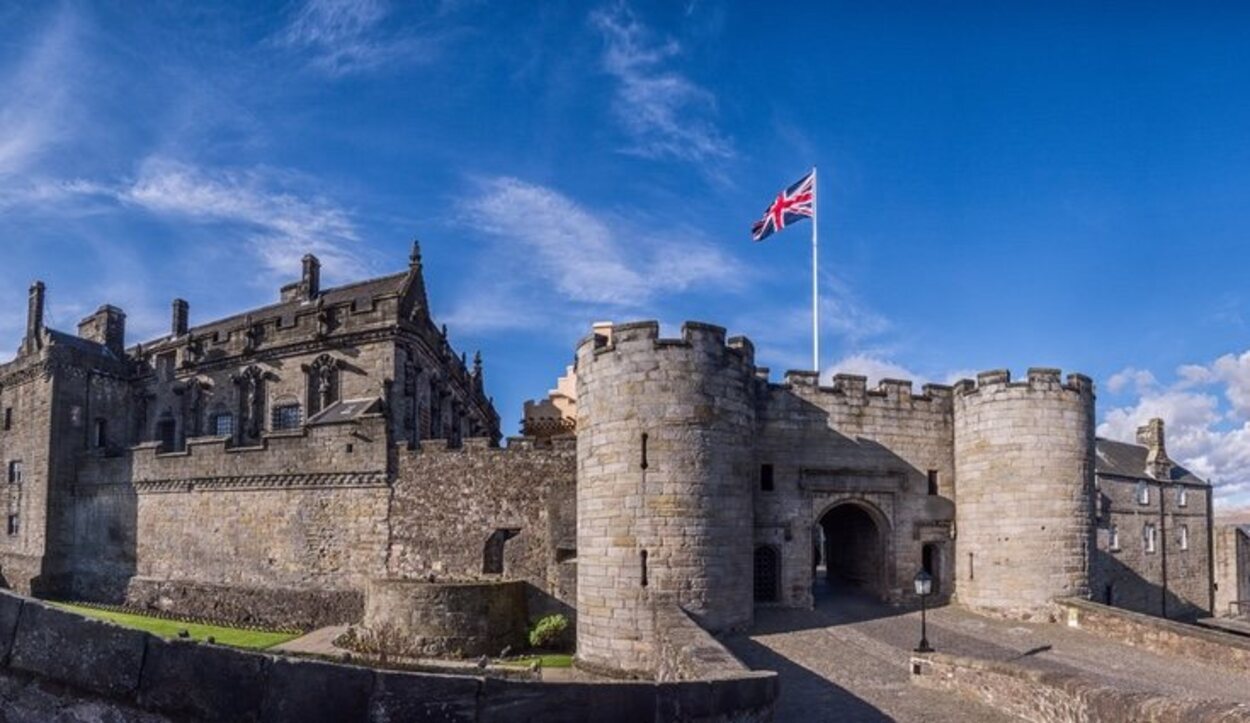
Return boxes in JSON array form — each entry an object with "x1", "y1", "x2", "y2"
[{"x1": 0, "y1": 245, "x2": 1214, "y2": 680}]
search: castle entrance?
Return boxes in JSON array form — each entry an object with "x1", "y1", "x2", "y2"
[{"x1": 817, "y1": 502, "x2": 888, "y2": 601}]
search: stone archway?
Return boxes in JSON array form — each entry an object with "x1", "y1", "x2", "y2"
[{"x1": 817, "y1": 501, "x2": 891, "y2": 601}]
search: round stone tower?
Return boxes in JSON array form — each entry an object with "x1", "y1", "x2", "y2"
[
  {"x1": 574, "y1": 321, "x2": 757, "y2": 677},
  {"x1": 953, "y1": 368, "x2": 1095, "y2": 619}
]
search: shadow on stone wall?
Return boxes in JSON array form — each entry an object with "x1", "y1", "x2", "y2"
[{"x1": 1092, "y1": 550, "x2": 1207, "y2": 622}]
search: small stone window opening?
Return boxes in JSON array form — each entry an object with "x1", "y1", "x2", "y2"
[
  {"x1": 93, "y1": 418, "x2": 107, "y2": 449},
  {"x1": 7, "y1": 461, "x2": 21, "y2": 485},
  {"x1": 6, "y1": 515, "x2": 17, "y2": 536},
  {"x1": 2, "y1": 407, "x2": 10, "y2": 431},
  {"x1": 927, "y1": 470, "x2": 939, "y2": 496},
  {"x1": 760, "y1": 464, "x2": 775, "y2": 492},
  {"x1": 640, "y1": 549, "x2": 649, "y2": 588},
  {"x1": 272, "y1": 403, "x2": 303, "y2": 431},
  {"x1": 1143, "y1": 523, "x2": 1157, "y2": 554},
  {"x1": 1179, "y1": 524, "x2": 1190, "y2": 551},
  {"x1": 1136, "y1": 482, "x2": 1150, "y2": 506},
  {"x1": 640, "y1": 433, "x2": 649, "y2": 471},
  {"x1": 1177, "y1": 487, "x2": 1188, "y2": 508},
  {"x1": 1109, "y1": 524, "x2": 1120, "y2": 551},
  {"x1": 483, "y1": 528, "x2": 520, "y2": 575},
  {"x1": 212, "y1": 413, "x2": 234, "y2": 438}
]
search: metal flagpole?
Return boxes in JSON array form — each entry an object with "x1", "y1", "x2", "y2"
[{"x1": 811, "y1": 166, "x2": 819, "y2": 374}]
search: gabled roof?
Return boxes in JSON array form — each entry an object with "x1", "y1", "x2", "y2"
[{"x1": 1095, "y1": 437, "x2": 1207, "y2": 485}]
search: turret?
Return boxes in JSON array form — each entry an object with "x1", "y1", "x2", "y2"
[
  {"x1": 574, "y1": 321, "x2": 757, "y2": 676},
  {"x1": 953, "y1": 368, "x2": 1095, "y2": 618}
]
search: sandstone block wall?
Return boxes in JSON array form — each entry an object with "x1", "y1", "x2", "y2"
[
  {"x1": 362, "y1": 579, "x2": 527, "y2": 658},
  {"x1": 390, "y1": 438, "x2": 578, "y2": 619},
  {"x1": 1093, "y1": 476, "x2": 1212, "y2": 620},
  {"x1": 575, "y1": 322, "x2": 756, "y2": 676},
  {"x1": 953, "y1": 369, "x2": 1095, "y2": 618},
  {"x1": 755, "y1": 372, "x2": 956, "y2": 607}
]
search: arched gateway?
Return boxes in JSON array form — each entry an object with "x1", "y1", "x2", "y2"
[{"x1": 816, "y1": 500, "x2": 892, "y2": 601}]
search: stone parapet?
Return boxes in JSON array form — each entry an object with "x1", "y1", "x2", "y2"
[
  {"x1": 0, "y1": 590, "x2": 776, "y2": 722},
  {"x1": 911, "y1": 652, "x2": 1250, "y2": 722}
]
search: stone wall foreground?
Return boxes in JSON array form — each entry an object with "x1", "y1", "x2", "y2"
[
  {"x1": 1056, "y1": 597, "x2": 1250, "y2": 675},
  {"x1": 911, "y1": 653, "x2": 1250, "y2": 723},
  {"x1": 0, "y1": 589, "x2": 777, "y2": 722}
]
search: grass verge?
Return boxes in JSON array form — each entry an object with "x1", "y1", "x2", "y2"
[
  {"x1": 501, "y1": 653, "x2": 574, "y2": 669},
  {"x1": 51, "y1": 602, "x2": 300, "y2": 650}
]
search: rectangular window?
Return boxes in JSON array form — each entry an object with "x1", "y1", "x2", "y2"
[
  {"x1": 760, "y1": 464, "x2": 775, "y2": 492},
  {"x1": 2, "y1": 407, "x2": 10, "y2": 431},
  {"x1": 1177, "y1": 487, "x2": 1188, "y2": 508},
  {"x1": 93, "y1": 419, "x2": 107, "y2": 449},
  {"x1": 1144, "y1": 523, "x2": 1157, "y2": 554},
  {"x1": 272, "y1": 404, "x2": 303, "y2": 431},
  {"x1": 1179, "y1": 524, "x2": 1190, "y2": 551},
  {"x1": 7, "y1": 461, "x2": 21, "y2": 485},
  {"x1": 6, "y1": 514, "x2": 17, "y2": 536},
  {"x1": 213, "y1": 413, "x2": 234, "y2": 438},
  {"x1": 1137, "y1": 482, "x2": 1151, "y2": 506},
  {"x1": 927, "y1": 470, "x2": 939, "y2": 496},
  {"x1": 1109, "y1": 525, "x2": 1120, "y2": 551}
]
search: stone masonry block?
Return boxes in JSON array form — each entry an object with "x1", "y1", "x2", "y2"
[
  {"x1": 137, "y1": 637, "x2": 269, "y2": 722},
  {"x1": 9, "y1": 600, "x2": 147, "y2": 699},
  {"x1": 260, "y1": 657, "x2": 374, "y2": 723}
]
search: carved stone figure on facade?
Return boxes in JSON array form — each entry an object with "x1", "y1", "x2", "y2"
[
  {"x1": 232, "y1": 366, "x2": 268, "y2": 443},
  {"x1": 315, "y1": 297, "x2": 333, "y2": 338}
]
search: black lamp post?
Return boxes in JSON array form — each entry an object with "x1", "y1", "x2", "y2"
[{"x1": 913, "y1": 569, "x2": 934, "y2": 653}]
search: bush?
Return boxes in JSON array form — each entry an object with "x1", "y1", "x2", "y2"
[{"x1": 527, "y1": 614, "x2": 570, "y2": 649}]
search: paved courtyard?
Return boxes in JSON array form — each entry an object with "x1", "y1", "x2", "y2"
[{"x1": 724, "y1": 582, "x2": 1250, "y2": 722}]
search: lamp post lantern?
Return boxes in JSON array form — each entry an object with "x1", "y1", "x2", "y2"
[{"x1": 913, "y1": 569, "x2": 934, "y2": 654}]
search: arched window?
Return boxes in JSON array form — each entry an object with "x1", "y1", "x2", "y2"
[{"x1": 753, "y1": 546, "x2": 780, "y2": 603}]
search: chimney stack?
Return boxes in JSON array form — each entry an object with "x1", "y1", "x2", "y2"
[
  {"x1": 1137, "y1": 418, "x2": 1173, "y2": 480},
  {"x1": 171, "y1": 298, "x2": 189, "y2": 337},
  {"x1": 77, "y1": 305, "x2": 127, "y2": 359},
  {"x1": 23, "y1": 281, "x2": 45, "y2": 354},
  {"x1": 302, "y1": 254, "x2": 321, "y2": 301}
]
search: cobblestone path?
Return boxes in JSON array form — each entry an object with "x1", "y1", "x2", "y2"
[{"x1": 724, "y1": 585, "x2": 1250, "y2": 722}]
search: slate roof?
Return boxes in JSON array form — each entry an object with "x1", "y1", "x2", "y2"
[
  {"x1": 46, "y1": 329, "x2": 119, "y2": 360},
  {"x1": 1095, "y1": 437, "x2": 1207, "y2": 485},
  {"x1": 182, "y1": 271, "x2": 410, "y2": 341},
  {"x1": 307, "y1": 398, "x2": 384, "y2": 426}
]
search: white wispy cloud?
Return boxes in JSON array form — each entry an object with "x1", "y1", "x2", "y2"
[
  {"x1": 119, "y1": 158, "x2": 367, "y2": 282},
  {"x1": 445, "y1": 176, "x2": 743, "y2": 332},
  {"x1": 1099, "y1": 351, "x2": 1250, "y2": 506},
  {"x1": 278, "y1": 0, "x2": 437, "y2": 77},
  {"x1": 591, "y1": 3, "x2": 732, "y2": 164},
  {"x1": 0, "y1": 6, "x2": 79, "y2": 177}
]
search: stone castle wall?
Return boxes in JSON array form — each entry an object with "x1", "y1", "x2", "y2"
[
  {"x1": 575, "y1": 322, "x2": 757, "y2": 677},
  {"x1": 0, "y1": 356, "x2": 56, "y2": 594},
  {"x1": 953, "y1": 369, "x2": 1096, "y2": 618},
  {"x1": 755, "y1": 372, "x2": 957, "y2": 606}
]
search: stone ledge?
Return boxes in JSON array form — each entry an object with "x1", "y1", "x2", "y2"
[{"x1": 912, "y1": 651, "x2": 1250, "y2": 723}]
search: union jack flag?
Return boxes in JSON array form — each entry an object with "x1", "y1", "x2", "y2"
[{"x1": 751, "y1": 169, "x2": 815, "y2": 241}]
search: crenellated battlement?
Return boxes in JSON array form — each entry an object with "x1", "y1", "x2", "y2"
[
  {"x1": 407, "y1": 435, "x2": 575, "y2": 456},
  {"x1": 575, "y1": 320, "x2": 756, "y2": 372},
  {"x1": 770, "y1": 371, "x2": 955, "y2": 412},
  {"x1": 953, "y1": 368, "x2": 1094, "y2": 399}
]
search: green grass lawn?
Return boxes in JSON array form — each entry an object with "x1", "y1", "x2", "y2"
[
  {"x1": 501, "y1": 653, "x2": 574, "y2": 668},
  {"x1": 51, "y1": 603, "x2": 300, "y2": 650}
]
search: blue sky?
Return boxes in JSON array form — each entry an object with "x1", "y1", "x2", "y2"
[{"x1": 4, "y1": 1, "x2": 1250, "y2": 504}]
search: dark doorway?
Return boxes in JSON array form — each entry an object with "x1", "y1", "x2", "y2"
[
  {"x1": 754, "y1": 546, "x2": 780, "y2": 603},
  {"x1": 483, "y1": 528, "x2": 520, "y2": 575},
  {"x1": 819, "y1": 504, "x2": 886, "y2": 599},
  {"x1": 922, "y1": 543, "x2": 941, "y2": 595}
]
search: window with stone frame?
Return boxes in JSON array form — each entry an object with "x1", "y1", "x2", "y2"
[
  {"x1": 1179, "y1": 524, "x2": 1190, "y2": 551},
  {"x1": 6, "y1": 515, "x2": 16, "y2": 536},
  {"x1": 1109, "y1": 524, "x2": 1120, "y2": 551},
  {"x1": 2, "y1": 407, "x2": 10, "y2": 431},
  {"x1": 1177, "y1": 487, "x2": 1188, "y2": 508},
  {"x1": 212, "y1": 412, "x2": 235, "y2": 438},
  {"x1": 7, "y1": 461, "x2": 21, "y2": 485},
  {"x1": 1136, "y1": 481, "x2": 1150, "y2": 506},
  {"x1": 93, "y1": 418, "x2": 107, "y2": 449},
  {"x1": 271, "y1": 401, "x2": 303, "y2": 431},
  {"x1": 1143, "y1": 523, "x2": 1157, "y2": 554}
]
